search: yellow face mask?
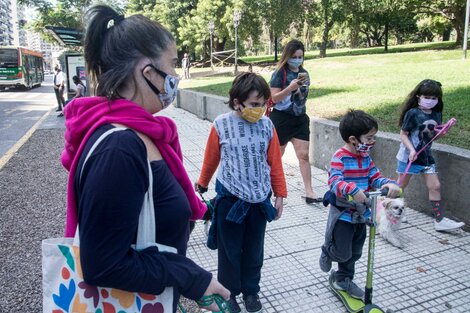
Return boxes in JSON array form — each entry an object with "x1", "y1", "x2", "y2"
[{"x1": 240, "y1": 106, "x2": 265, "y2": 123}]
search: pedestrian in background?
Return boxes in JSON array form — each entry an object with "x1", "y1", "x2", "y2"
[
  {"x1": 182, "y1": 52, "x2": 190, "y2": 79},
  {"x1": 60, "y1": 5, "x2": 229, "y2": 312},
  {"x1": 58, "y1": 76, "x2": 86, "y2": 117},
  {"x1": 269, "y1": 39, "x2": 321, "y2": 204},
  {"x1": 196, "y1": 72, "x2": 287, "y2": 313},
  {"x1": 53, "y1": 65, "x2": 65, "y2": 113}
]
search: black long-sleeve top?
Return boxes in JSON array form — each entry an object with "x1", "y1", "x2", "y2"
[{"x1": 74, "y1": 124, "x2": 212, "y2": 309}]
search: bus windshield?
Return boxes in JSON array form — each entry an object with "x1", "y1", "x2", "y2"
[{"x1": 0, "y1": 48, "x2": 19, "y2": 68}]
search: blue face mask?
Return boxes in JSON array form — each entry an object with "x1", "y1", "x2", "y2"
[
  {"x1": 287, "y1": 57, "x2": 303, "y2": 68},
  {"x1": 142, "y1": 64, "x2": 179, "y2": 109}
]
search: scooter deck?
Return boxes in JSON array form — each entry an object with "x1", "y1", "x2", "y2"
[{"x1": 329, "y1": 271, "x2": 365, "y2": 313}]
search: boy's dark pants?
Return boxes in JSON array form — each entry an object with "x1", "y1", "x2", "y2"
[
  {"x1": 323, "y1": 220, "x2": 366, "y2": 283},
  {"x1": 216, "y1": 195, "x2": 267, "y2": 296}
]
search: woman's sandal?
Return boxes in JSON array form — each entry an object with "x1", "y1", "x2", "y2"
[
  {"x1": 302, "y1": 196, "x2": 323, "y2": 204},
  {"x1": 196, "y1": 294, "x2": 232, "y2": 313}
]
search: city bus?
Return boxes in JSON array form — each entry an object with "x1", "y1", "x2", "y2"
[{"x1": 0, "y1": 46, "x2": 44, "y2": 89}]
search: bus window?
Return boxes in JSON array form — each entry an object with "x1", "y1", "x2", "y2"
[{"x1": 0, "y1": 49, "x2": 19, "y2": 68}]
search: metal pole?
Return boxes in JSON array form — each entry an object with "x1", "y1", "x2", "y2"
[
  {"x1": 233, "y1": 11, "x2": 241, "y2": 75},
  {"x1": 234, "y1": 26, "x2": 238, "y2": 75},
  {"x1": 210, "y1": 32, "x2": 214, "y2": 70},
  {"x1": 464, "y1": 0, "x2": 470, "y2": 59},
  {"x1": 208, "y1": 21, "x2": 215, "y2": 70}
]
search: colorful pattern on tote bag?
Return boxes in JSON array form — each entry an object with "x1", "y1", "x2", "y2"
[{"x1": 43, "y1": 240, "x2": 172, "y2": 313}]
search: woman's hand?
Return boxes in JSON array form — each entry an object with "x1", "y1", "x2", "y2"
[
  {"x1": 199, "y1": 278, "x2": 230, "y2": 312},
  {"x1": 287, "y1": 79, "x2": 302, "y2": 91},
  {"x1": 274, "y1": 197, "x2": 284, "y2": 220}
]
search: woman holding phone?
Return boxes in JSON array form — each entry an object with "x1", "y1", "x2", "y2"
[{"x1": 269, "y1": 39, "x2": 322, "y2": 204}]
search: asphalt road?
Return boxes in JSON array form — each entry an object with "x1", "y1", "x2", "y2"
[{"x1": 0, "y1": 75, "x2": 56, "y2": 160}]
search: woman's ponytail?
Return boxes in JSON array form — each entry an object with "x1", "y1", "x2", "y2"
[{"x1": 83, "y1": 5, "x2": 124, "y2": 92}]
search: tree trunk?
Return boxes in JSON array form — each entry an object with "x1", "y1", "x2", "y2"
[
  {"x1": 442, "y1": 27, "x2": 452, "y2": 41},
  {"x1": 452, "y1": 20, "x2": 463, "y2": 44},
  {"x1": 320, "y1": 25, "x2": 330, "y2": 58},
  {"x1": 274, "y1": 36, "x2": 278, "y2": 62},
  {"x1": 268, "y1": 29, "x2": 273, "y2": 55},
  {"x1": 350, "y1": 22, "x2": 360, "y2": 48},
  {"x1": 384, "y1": 20, "x2": 389, "y2": 52},
  {"x1": 319, "y1": 4, "x2": 330, "y2": 58}
]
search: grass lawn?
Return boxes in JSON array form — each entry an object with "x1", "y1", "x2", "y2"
[
  {"x1": 179, "y1": 48, "x2": 470, "y2": 150},
  {"x1": 240, "y1": 41, "x2": 459, "y2": 64}
]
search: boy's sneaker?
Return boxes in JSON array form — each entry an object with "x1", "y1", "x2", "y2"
[
  {"x1": 333, "y1": 277, "x2": 364, "y2": 300},
  {"x1": 243, "y1": 294, "x2": 262, "y2": 313},
  {"x1": 319, "y1": 249, "x2": 332, "y2": 272},
  {"x1": 227, "y1": 295, "x2": 241, "y2": 313},
  {"x1": 434, "y1": 217, "x2": 465, "y2": 232}
]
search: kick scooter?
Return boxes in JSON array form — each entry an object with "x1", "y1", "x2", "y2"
[{"x1": 329, "y1": 189, "x2": 392, "y2": 313}]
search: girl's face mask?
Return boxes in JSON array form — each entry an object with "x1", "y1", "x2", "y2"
[
  {"x1": 142, "y1": 64, "x2": 179, "y2": 109},
  {"x1": 418, "y1": 96, "x2": 438, "y2": 110}
]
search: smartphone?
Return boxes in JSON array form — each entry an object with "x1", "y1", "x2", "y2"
[{"x1": 297, "y1": 72, "x2": 308, "y2": 86}]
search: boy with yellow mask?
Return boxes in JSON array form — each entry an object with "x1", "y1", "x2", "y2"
[{"x1": 196, "y1": 73, "x2": 287, "y2": 313}]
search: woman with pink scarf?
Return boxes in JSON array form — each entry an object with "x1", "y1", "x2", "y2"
[{"x1": 61, "y1": 5, "x2": 229, "y2": 312}]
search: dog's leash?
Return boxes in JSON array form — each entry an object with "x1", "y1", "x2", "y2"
[{"x1": 398, "y1": 118, "x2": 456, "y2": 185}]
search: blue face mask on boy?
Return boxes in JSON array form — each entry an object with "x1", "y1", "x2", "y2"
[{"x1": 287, "y1": 58, "x2": 303, "y2": 68}]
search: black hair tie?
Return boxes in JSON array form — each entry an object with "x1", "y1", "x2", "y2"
[{"x1": 115, "y1": 15, "x2": 125, "y2": 23}]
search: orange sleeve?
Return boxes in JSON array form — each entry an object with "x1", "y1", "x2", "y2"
[
  {"x1": 267, "y1": 128, "x2": 288, "y2": 197},
  {"x1": 197, "y1": 126, "x2": 221, "y2": 188}
]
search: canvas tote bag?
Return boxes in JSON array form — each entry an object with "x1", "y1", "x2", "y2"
[{"x1": 42, "y1": 127, "x2": 176, "y2": 313}]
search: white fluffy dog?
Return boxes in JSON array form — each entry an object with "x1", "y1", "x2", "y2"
[{"x1": 376, "y1": 197, "x2": 406, "y2": 248}]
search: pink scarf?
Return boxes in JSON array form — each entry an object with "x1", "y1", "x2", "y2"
[{"x1": 61, "y1": 96, "x2": 207, "y2": 237}]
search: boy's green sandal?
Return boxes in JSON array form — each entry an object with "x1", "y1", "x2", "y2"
[{"x1": 196, "y1": 294, "x2": 235, "y2": 313}]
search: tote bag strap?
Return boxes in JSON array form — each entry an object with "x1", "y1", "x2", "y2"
[{"x1": 75, "y1": 127, "x2": 164, "y2": 252}]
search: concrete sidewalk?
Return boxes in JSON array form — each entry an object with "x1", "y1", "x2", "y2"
[{"x1": 0, "y1": 106, "x2": 469, "y2": 312}]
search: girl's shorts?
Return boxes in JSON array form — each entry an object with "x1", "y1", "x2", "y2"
[{"x1": 396, "y1": 160, "x2": 437, "y2": 175}]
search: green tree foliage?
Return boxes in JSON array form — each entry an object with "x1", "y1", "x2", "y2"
[
  {"x1": 416, "y1": 0, "x2": 467, "y2": 44},
  {"x1": 263, "y1": 0, "x2": 303, "y2": 61},
  {"x1": 343, "y1": 0, "x2": 418, "y2": 50},
  {"x1": 127, "y1": 0, "x2": 263, "y2": 59},
  {"x1": 305, "y1": 0, "x2": 345, "y2": 57},
  {"x1": 19, "y1": 0, "x2": 125, "y2": 45},
  {"x1": 127, "y1": 0, "x2": 197, "y2": 47},
  {"x1": 416, "y1": 15, "x2": 453, "y2": 42}
]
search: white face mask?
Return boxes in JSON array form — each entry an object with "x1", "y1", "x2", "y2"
[{"x1": 418, "y1": 97, "x2": 438, "y2": 110}]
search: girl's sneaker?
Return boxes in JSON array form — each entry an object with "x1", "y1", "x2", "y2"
[
  {"x1": 434, "y1": 217, "x2": 465, "y2": 232},
  {"x1": 243, "y1": 294, "x2": 262, "y2": 313}
]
